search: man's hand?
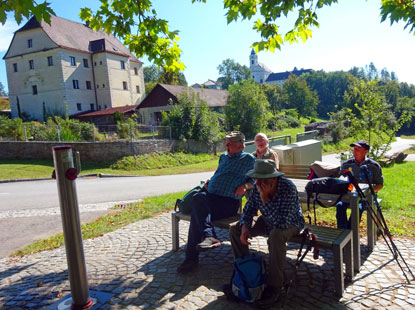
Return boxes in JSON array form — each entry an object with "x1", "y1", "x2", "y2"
[
  {"x1": 235, "y1": 184, "x2": 246, "y2": 196},
  {"x1": 240, "y1": 224, "x2": 252, "y2": 246},
  {"x1": 204, "y1": 179, "x2": 210, "y2": 190}
]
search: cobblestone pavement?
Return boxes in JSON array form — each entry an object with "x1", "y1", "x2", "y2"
[{"x1": 1, "y1": 212, "x2": 414, "y2": 310}]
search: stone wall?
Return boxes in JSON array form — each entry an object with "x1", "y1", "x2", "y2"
[{"x1": 0, "y1": 139, "x2": 226, "y2": 161}]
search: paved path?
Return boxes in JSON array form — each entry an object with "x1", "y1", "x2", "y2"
[{"x1": 1, "y1": 212, "x2": 414, "y2": 309}]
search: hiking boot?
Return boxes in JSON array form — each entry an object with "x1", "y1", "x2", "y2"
[
  {"x1": 177, "y1": 259, "x2": 198, "y2": 274},
  {"x1": 256, "y1": 285, "x2": 281, "y2": 309},
  {"x1": 197, "y1": 237, "x2": 221, "y2": 252}
]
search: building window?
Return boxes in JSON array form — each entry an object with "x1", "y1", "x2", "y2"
[
  {"x1": 73, "y1": 80, "x2": 79, "y2": 89},
  {"x1": 98, "y1": 105, "x2": 101, "y2": 110},
  {"x1": 70, "y1": 56, "x2": 76, "y2": 66},
  {"x1": 94, "y1": 61, "x2": 97, "y2": 66},
  {"x1": 99, "y1": 61, "x2": 102, "y2": 65},
  {"x1": 134, "y1": 67, "x2": 138, "y2": 75},
  {"x1": 120, "y1": 60, "x2": 125, "y2": 69},
  {"x1": 86, "y1": 81, "x2": 92, "y2": 89},
  {"x1": 32, "y1": 85, "x2": 38, "y2": 95},
  {"x1": 136, "y1": 85, "x2": 140, "y2": 93},
  {"x1": 29, "y1": 60, "x2": 34, "y2": 70},
  {"x1": 83, "y1": 58, "x2": 89, "y2": 68},
  {"x1": 28, "y1": 39, "x2": 32, "y2": 48},
  {"x1": 104, "y1": 105, "x2": 107, "y2": 109},
  {"x1": 13, "y1": 63, "x2": 18, "y2": 72},
  {"x1": 102, "y1": 84, "x2": 105, "y2": 88},
  {"x1": 251, "y1": 60, "x2": 254, "y2": 65},
  {"x1": 90, "y1": 104, "x2": 95, "y2": 111},
  {"x1": 77, "y1": 103, "x2": 82, "y2": 111},
  {"x1": 47, "y1": 56, "x2": 53, "y2": 66},
  {"x1": 123, "y1": 81, "x2": 128, "y2": 90}
]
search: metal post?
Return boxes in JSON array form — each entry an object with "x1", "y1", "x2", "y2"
[
  {"x1": 56, "y1": 125, "x2": 61, "y2": 142},
  {"x1": 24, "y1": 125, "x2": 27, "y2": 142},
  {"x1": 52, "y1": 146, "x2": 92, "y2": 310},
  {"x1": 129, "y1": 124, "x2": 133, "y2": 141}
]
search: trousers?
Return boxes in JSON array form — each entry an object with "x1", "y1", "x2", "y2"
[
  {"x1": 185, "y1": 191, "x2": 240, "y2": 261},
  {"x1": 336, "y1": 200, "x2": 367, "y2": 229},
  {"x1": 229, "y1": 216, "x2": 299, "y2": 288}
]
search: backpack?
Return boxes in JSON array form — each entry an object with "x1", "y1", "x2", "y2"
[
  {"x1": 305, "y1": 177, "x2": 353, "y2": 224},
  {"x1": 231, "y1": 254, "x2": 267, "y2": 303},
  {"x1": 174, "y1": 182, "x2": 205, "y2": 214},
  {"x1": 308, "y1": 161, "x2": 340, "y2": 179}
]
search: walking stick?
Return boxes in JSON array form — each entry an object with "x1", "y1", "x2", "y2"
[{"x1": 342, "y1": 167, "x2": 414, "y2": 282}]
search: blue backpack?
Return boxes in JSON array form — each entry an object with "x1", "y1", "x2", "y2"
[{"x1": 231, "y1": 254, "x2": 267, "y2": 303}]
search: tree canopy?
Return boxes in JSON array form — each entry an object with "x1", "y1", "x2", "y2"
[
  {"x1": 216, "y1": 59, "x2": 251, "y2": 90},
  {"x1": 2, "y1": 1, "x2": 414, "y2": 71}
]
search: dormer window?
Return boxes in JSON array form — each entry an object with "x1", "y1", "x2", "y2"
[{"x1": 28, "y1": 39, "x2": 32, "y2": 48}]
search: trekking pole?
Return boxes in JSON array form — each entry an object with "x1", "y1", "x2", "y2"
[
  {"x1": 361, "y1": 165, "x2": 415, "y2": 281},
  {"x1": 342, "y1": 169, "x2": 414, "y2": 282}
]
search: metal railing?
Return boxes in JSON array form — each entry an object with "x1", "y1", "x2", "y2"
[
  {"x1": 244, "y1": 134, "x2": 291, "y2": 153},
  {"x1": 296, "y1": 130, "x2": 318, "y2": 142}
]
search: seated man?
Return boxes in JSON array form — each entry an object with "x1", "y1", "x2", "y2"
[
  {"x1": 177, "y1": 131, "x2": 255, "y2": 274},
  {"x1": 229, "y1": 159, "x2": 305, "y2": 308},
  {"x1": 336, "y1": 140, "x2": 383, "y2": 229}
]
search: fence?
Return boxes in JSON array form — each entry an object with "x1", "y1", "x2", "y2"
[
  {"x1": 296, "y1": 130, "x2": 318, "y2": 142},
  {"x1": 0, "y1": 124, "x2": 172, "y2": 142},
  {"x1": 244, "y1": 134, "x2": 292, "y2": 153}
]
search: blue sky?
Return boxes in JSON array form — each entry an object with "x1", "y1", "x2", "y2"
[{"x1": 1, "y1": 0, "x2": 415, "y2": 92}]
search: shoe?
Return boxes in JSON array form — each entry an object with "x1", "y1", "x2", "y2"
[
  {"x1": 222, "y1": 283, "x2": 239, "y2": 302},
  {"x1": 256, "y1": 285, "x2": 280, "y2": 309},
  {"x1": 177, "y1": 259, "x2": 198, "y2": 274},
  {"x1": 196, "y1": 237, "x2": 221, "y2": 252}
]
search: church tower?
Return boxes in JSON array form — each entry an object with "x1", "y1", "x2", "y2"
[
  {"x1": 249, "y1": 48, "x2": 272, "y2": 83},
  {"x1": 249, "y1": 48, "x2": 258, "y2": 67}
]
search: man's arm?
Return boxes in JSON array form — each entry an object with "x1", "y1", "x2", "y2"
[{"x1": 240, "y1": 224, "x2": 252, "y2": 245}]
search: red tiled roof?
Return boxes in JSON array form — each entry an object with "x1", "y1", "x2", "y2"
[{"x1": 76, "y1": 105, "x2": 139, "y2": 118}]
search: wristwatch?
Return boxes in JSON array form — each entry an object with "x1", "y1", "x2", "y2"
[{"x1": 244, "y1": 183, "x2": 249, "y2": 189}]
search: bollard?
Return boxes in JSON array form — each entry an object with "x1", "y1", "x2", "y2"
[{"x1": 52, "y1": 145, "x2": 92, "y2": 310}]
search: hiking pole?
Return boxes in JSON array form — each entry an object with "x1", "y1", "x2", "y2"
[
  {"x1": 342, "y1": 169, "x2": 413, "y2": 282},
  {"x1": 361, "y1": 165, "x2": 415, "y2": 281}
]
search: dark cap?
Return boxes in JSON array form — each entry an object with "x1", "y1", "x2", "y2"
[
  {"x1": 225, "y1": 131, "x2": 245, "y2": 144},
  {"x1": 246, "y1": 159, "x2": 284, "y2": 179},
  {"x1": 350, "y1": 140, "x2": 370, "y2": 151}
]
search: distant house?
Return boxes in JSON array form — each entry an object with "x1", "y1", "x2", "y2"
[
  {"x1": 191, "y1": 79, "x2": 219, "y2": 89},
  {"x1": 74, "y1": 105, "x2": 139, "y2": 126},
  {"x1": 3, "y1": 15, "x2": 145, "y2": 121},
  {"x1": 249, "y1": 49, "x2": 311, "y2": 85},
  {"x1": 138, "y1": 83, "x2": 229, "y2": 125}
]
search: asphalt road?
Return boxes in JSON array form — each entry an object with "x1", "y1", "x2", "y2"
[{"x1": 0, "y1": 171, "x2": 214, "y2": 257}]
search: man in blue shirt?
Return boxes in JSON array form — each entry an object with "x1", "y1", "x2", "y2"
[
  {"x1": 336, "y1": 140, "x2": 383, "y2": 229},
  {"x1": 228, "y1": 159, "x2": 305, "y2": 308},
  {"x1": 177, "y1": 131, "x2": 256, "y2": 274}
]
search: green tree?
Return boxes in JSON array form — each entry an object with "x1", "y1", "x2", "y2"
[
  {"x1": 225, "y1": 80, "x2": 269, "y2": 138},
  {"x1": 3, "y1": 1, "x2": 415, "y2": 71},
  {"x1": 0, "y1": 82, "x2": 7, "y2": 96},
  {"x1": 216, "y1": 59, "x2": 251, "y2": 90},
  {"x1": 283, "y1": 75, "x2": 318, "y2": 118},
  {"x1": 335, "y1": 80, "x2": 411, "y2": 159},
  {"x1": 143, "y1": 65, "x2": 162, "y2": 83},
  {"x1": 261, "y1": 83, "x2": 285, "y2": 113}
]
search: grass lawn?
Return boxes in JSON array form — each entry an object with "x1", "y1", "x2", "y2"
[{"x1": 10, "y1": 161, "x2": 415, "y2": 257}]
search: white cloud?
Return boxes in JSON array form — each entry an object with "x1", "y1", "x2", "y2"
[{"x1": 0, "y1": 20, "x2": 19, "y2": 52}]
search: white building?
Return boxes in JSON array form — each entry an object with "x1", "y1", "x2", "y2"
[
  {"x1": 3, "y1": 15, "x2": 145, "y2": 121},
  {"x1": 249, "y1": 49, "x2": 311, "y2": 85}
]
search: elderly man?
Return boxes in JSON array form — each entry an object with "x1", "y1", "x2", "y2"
[
  {"x1": 336, "y1": 140, "x2": 383, "y2": 229},
  {"x1": 253, "y1": 132, "x2": 279, "y2": 168},
  {"x1": 177, "y1": 131, "x2": 255, "y2": 274},
  {"x1": 229, "y1": 159, "x2": 305, "y2": 308}
]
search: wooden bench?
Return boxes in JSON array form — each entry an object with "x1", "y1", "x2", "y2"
[
  {"x1": 171, "y1": 211, "x2": 353, "y2": 297},
  {"x1": 279, "y1": 164, "x2": 310, "y2": 179}
]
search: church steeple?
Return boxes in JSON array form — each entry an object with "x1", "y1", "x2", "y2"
[{"x1": 250, "y1": 48, "x2": 258, "y2": 67}]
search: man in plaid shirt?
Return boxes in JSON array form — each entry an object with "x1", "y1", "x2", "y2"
[
  {"x1": 229, "y1": 159, "x2": 305, "y2": 308},
  {"x1": 177, "y1": 131, "x2": 255, "y2": 274}
]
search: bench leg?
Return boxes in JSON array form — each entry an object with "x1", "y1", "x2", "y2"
[
  {"x1": 172, "y1": 213, "x2": 180, "y2": 251},
  {"x1": 333, "y1": 243, "x2": 344, "y2": 297},
  {"x1": 344, "y1": 237, "x2": 354, "y2": 280}
]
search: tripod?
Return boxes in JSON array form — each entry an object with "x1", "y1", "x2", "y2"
[{"x1": 343, "y1": 167, "x2": 414, "y2": 283}]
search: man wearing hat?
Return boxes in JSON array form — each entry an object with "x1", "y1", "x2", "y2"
[
  {"x1": 177, "y1": 131, "x2": 256, "y2": 274},
  {"x1": 336, "y1": 140, "x2": 383, "y2": 229},
  {"x1": 228, "y1": 159, "x2": 305, "y2": 308}
]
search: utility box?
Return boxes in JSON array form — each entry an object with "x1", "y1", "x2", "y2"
[{"x1": 272, "y1": 139, "x2": 322, "y2": 165}]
